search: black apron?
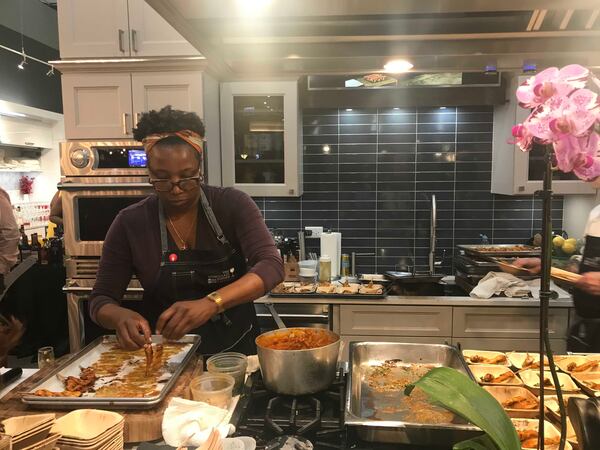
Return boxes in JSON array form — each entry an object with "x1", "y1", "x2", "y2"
[
  {"x1": 569, "y1": 235, "x2": 600, "y2": 352},
  {"x1": 143, "y1": 187, "x2": 259, "y2": 356}
]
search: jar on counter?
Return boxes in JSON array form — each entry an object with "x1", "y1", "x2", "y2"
[{"x1": 319, "y1": 255, "x2": 331, "y2": 282}]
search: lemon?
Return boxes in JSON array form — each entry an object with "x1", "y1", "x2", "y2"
[
  {"x1": 562, "y1": 242, "x2": 576, "y2": 254},
  {"x1": 565, "y1": 238, "x2": 577, "y2": 247},
  {"x1": 553, "y1": 236, "x2": 565, "y2": 248}
]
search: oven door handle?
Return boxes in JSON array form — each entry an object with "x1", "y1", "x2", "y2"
[
  {"x1": 58, "y1": 182, "x2": 152, "y2": 190},
  {"x1": 255, "y1": 313, "x2": 329, "y2": 321}
]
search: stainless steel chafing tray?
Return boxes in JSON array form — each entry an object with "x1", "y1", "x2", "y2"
[
  {"x1": 22, "y1": 334, "x2": 200, "y2": 409},
  {"x1": 345, "y1": 342, "x2": 483, "y2": 445},
  {"x1": 457, "y1": 244, "x2": 541, "y2": 257}
]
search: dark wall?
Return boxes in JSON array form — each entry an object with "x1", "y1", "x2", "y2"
[
  {"x1": 253, "y1": 106, "x2": 564, "y2": 275},
  {"x1": 0, "y1": 24, "x2": 62, "y2": 113}
]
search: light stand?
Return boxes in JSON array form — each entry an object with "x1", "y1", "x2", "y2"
[{"x1": 538, "y1": 146, "x2": 567, "y2": 450}]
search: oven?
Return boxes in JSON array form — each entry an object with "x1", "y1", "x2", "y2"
[
  {"x1": 60, "y1": 140, "x2": 148, "y2": 177},
  {"x1": 60, "y1": 178, "x2": 153, "y2": 257}
]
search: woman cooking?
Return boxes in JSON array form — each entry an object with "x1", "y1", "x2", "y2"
[{"x1": 89, "y1": 106, "x2": 284, "y2": 355}]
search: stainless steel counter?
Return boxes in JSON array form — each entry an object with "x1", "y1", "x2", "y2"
[{"x1": 255, "y1": 295, "x2": 574, "y2": 308}]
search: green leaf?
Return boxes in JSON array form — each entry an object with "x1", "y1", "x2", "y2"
[
  {"x1": 453, "y1": 435, "x2": 500, "y2": 450},
  {"x1": 405, "y1": 367, "x2": 520, "y2": 450}
]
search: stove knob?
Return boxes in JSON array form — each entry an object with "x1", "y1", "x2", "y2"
[{"x1": 70, "y1": 148, "x2": 90, "y2": 169}]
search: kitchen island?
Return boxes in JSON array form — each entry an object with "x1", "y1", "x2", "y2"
[{"x1": 256, "y1": 294, "x2": 574, "y2": 358}]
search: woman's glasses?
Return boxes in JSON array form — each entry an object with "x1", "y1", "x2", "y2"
[{"x1": 149, "y1": 176, "x2": 200, "y2": 192}]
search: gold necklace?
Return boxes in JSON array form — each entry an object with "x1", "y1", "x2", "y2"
[{"x1": 168, "y1": 214, "x2": 197, "y2": 250}]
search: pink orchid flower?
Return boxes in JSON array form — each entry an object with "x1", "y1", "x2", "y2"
[
  {"x1": 553, "y1": 132, "x2": 600, "y2": 181},
  {"x1": 516, "y1": 64, "x2": 589, "y2": 108},
  {"x1": 511, "y1": 123, "x2": 533, "y2": 151}
]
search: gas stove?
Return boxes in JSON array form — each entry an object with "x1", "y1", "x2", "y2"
[{"x1": 230, "y1": 370, "x2": 451, "y2": 450}]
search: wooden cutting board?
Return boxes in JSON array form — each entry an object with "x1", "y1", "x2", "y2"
[{"x1": 0, "y1": 356, "x2": 198, "y2": 443}]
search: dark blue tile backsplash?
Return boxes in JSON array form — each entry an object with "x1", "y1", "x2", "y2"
[{"x1": 253, "y1": 106, "x2": 563, "y2": 275}]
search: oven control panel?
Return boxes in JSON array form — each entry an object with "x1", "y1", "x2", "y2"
[{"x1": 61, "y1": 141, "x2": 148, "y2": 176}]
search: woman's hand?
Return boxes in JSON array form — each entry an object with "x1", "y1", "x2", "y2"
[
  {"x1": 513, "y1": 257, "x2": 542, "y2": 274},
  {"x1": 97, "y1": 304, "x2": 151, "y2": 350},
  {"x1": 576, "y1": 272, "x2": 600, "y2": 296},
  {"x1": 156, "y1": 298, "x2": 219, "y2": 341}
]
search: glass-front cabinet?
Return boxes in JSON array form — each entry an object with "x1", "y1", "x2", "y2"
[{"x1": 220, "y1": 81, "x2": 302, "y2": 196}]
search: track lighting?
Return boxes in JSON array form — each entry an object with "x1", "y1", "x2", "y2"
[
  {"x1": 17, "y1": 56, "x2": 26, "y2": 70},
  {"x1": 46, "y1": 66, "x2": 54, "y2": 76}
]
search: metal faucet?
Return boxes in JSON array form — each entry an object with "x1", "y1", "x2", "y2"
[{"x1": 429, "y1": 194, "x2": 437, "y2": 275}]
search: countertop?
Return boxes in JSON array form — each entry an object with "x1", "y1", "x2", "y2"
[{"x1": 255, "y1": 295, "x2": 574, "y2": 307}]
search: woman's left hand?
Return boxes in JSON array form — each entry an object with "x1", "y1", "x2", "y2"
[
  {"x1": 575, "y1": 271, "x2": 600, "y2": 296},
  {"x1": 156, "y1": 298, "x2": 219, "y2": 340}
]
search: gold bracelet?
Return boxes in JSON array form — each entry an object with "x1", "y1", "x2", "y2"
[{"x1": 206, "y1": 291, "x2": 225, "y2": 314}]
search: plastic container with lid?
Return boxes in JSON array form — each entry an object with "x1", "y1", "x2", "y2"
[
  {"x1": 190, "y1": 373, "x2": 235, "y2": 408},
  {"x1": 319, "y1": 255, "x2": 332, "y2": 282},
  {"x1": 206, "y1": 352, "x2": 248, "y2": 396}
]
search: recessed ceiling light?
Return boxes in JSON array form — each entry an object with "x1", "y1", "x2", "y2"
[
  {"x1": 393, "y1": 107, "x2": 400, "y2": 110},
  {"x1": 383, "y1": 59, "x2": 413, "y2": 73},
  {"x1": 345, "y1": 108, "x2": 353, "y2": 112}
]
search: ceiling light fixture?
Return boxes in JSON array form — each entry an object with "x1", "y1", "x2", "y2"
[
  {"x1": 383, "y1": 59, "x2": 413, "y2": 73},
  {"x1": 345, "y1": 108, "x2": 353, "y2": 112},
  {"x1": 45, "y1": 65, "x2": 54, "y2": 76},
  {"x1": 17, "y1": 55, "x2": 26, "y2": 70}
]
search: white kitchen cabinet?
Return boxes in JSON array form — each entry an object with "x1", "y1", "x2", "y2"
[
  {"x1": 127, "y1": 0, "x2": 200, "y2": 57},
  {"x1": 58, "y1": 0, "x2": 130, "y2": 58},
  {"x1": 452, "y1": 306, "x2": 569, "y2": 339},
  {"x1": 63, "y1": 71, "x2": 206, "y2": 140},
  {"x1": 220, "y1": 81, "x2": 303, "y2": 197},
  {"x1": 492, "y1": 74, "x2": 596, "y2": 195},
  {"x1": 131, "y1": 72, "x2": 203, "y2": 122},
  {"x1": 58, "y1": 0, "x2": 199, "y2": 58},
  {"x1": 62, "y1": 73, "x2": 134, "y2": 139},
  {"x1": 339, "y1": 305, "x2": 452, "y2": 337},
  {"x1": 0, "y1": 115, "x2": 53, "y2": 149}
]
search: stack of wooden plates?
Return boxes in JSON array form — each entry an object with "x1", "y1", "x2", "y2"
[
  {"x1": 51, "y1": 410, "x2": 124, "y2": 450},
  {"x1": 1, "y1": 414, "x2": 60, "y2": 450}
]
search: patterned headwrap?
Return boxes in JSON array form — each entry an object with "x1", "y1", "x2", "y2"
[{"x1": 141, "y1": 129, "x2": 204, "y2": 156}]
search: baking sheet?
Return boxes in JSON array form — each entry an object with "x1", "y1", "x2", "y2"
[
  {"x1": 457, "y1": 244, "x2": 540, "y2": 257},
  {"x1": 22, "y1": 334, "x2": 200, "y2": 409},
  {"x1": 345, "y1": 342, "x2": 480, "y2": 445}
]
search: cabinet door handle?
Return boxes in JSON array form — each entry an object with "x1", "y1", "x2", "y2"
[
  {"x1": 122, "y1": 113, "x2": 130, "y2": 135},
  {"x1": 134, "y1": 112, "x2": 140, "y2": 128},
  {"x1": 131, "y1": 29, "x2": 138, "y2": 52},
  {"x1": 118, "y1": 29, "x2": 125, "y2": 53}
]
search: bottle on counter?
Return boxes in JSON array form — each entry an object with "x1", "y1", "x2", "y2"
[
  {"x1": 39, "y1": 239, "x2": 49, "y2": 265},
  {"x1": 341, "y1": 253, "x2": 350, "y2": 277},
  {"x1": 319, "y1": 255, "x2": 332, "y2": 282},
  {"x1": 19, "y1": 226, "x2": 30, "y2": 251}
]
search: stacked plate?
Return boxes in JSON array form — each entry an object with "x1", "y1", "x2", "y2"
[
  {"x1": 51, "y1": 410, "x2": 124, "y2": 450},
  {"x1": 1, "y1": 413, "x2": 60, "y2": 450}
]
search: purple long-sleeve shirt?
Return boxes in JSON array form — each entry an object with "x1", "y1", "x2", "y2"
[{"x1": 89, "y1": 185, "x2": 284, "y2": 324}]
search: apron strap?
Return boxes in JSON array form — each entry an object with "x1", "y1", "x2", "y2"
[
  {"x1": 158, "y1": 200, "x2": 169, "y2": 254},
  {"x1": 199, "y1": 187, "x2": 230, "y2": 246}
]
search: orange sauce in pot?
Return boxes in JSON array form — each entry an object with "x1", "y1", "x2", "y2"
[{"x1": 257, "y1": 328, "x2": 337, "y2": 350}]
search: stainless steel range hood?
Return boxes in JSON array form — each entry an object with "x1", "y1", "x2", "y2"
[{"x1": 145, "y1": 0, "x2": 600, "y2": 78}]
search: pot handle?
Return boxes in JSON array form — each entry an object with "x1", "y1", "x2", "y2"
[{"x1": 265, "y1": 302, "x2": 287, "y2": 329}]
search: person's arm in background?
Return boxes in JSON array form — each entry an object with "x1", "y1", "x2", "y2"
[
  {"x1": 90, "y1": 212, "x2": 151, "y2": 350},
  {"x1": 514, "y1": 257, "x2": 600, "y2": 296},
  {"x1": 0, "y1": 316, "x2": 24, "y2": 367},
  {"x1": 49, "y1": 190, "x2": 63, "y2": 225},
  {"x1": 0, "y1": 190, "x2": 20, "y2": 293}
]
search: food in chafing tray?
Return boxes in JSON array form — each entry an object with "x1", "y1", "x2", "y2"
[
  {"x1": 365, "y1": 360, "x2": 454, "y2": 424},
  {"x1": 463, "y1": 350, "x2": 508, "y2": 365},
  {"x1": 511, "y1": 419, "x2": 570, "y2": 450},
  {"x1": 256, "y1": 328, "x2": 337, "y2": 350},
  {"x1": 469, "y1": 245, "x2": 538, "y2": 253},
  {"x1": 335, "y1": 280, "x2": 360, "y2": 295},
  {"x1": 501, "y1": 395, "x2": 538, "y2": 410},
  {"x1": 316, "y1": 282, "x2": 336, "y2": 294},
  {"x1": 32, "y1": 342, "x2": 189, "y2": 398},
  {"x1": 294, "y1": 282, "x2": 316, "y2": 293},
  {"x1": 358, "y1": 280, "x2": 384, "y2": 295},
  {"x1": 271, "y1": 282, "x2": 297, "y2": 294}
]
